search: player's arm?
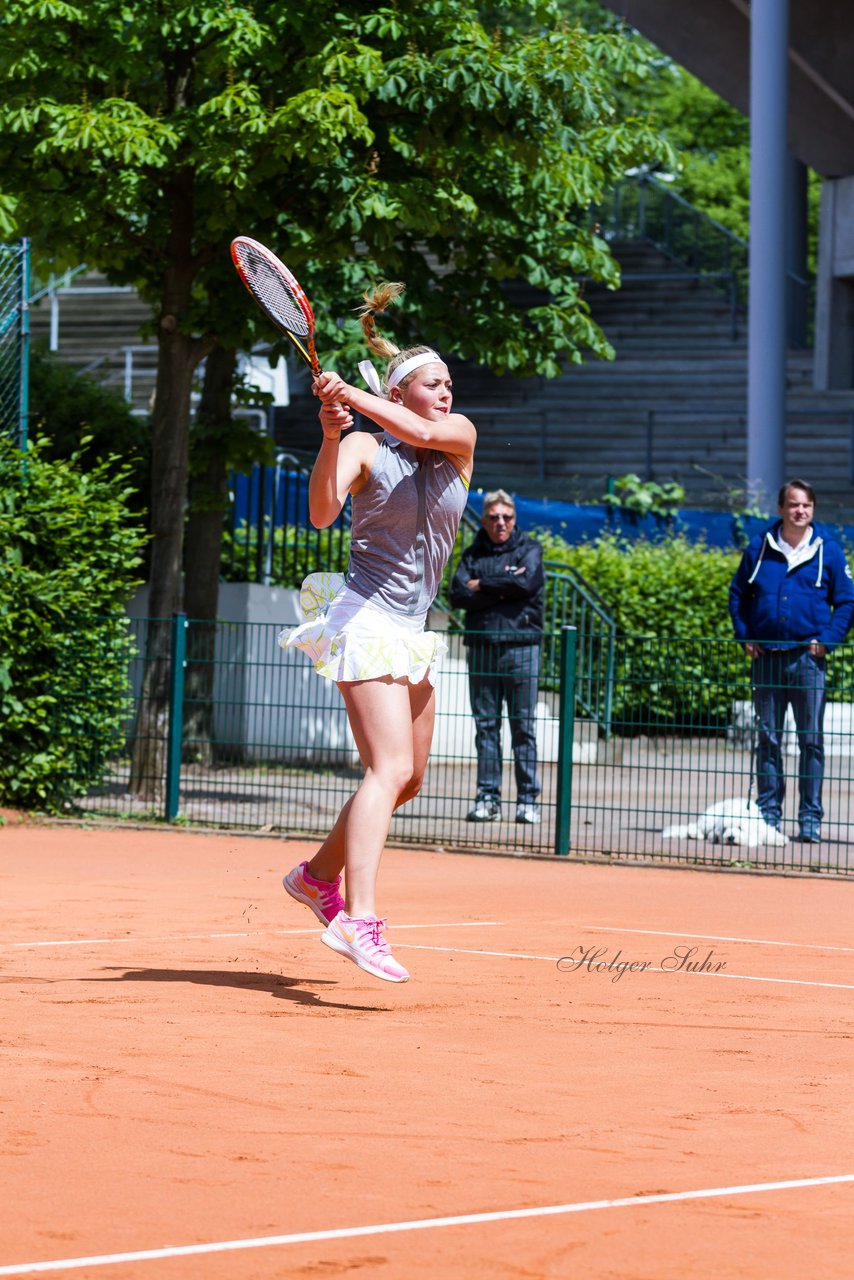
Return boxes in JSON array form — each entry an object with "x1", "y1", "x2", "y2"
[
  {"x1": 308, "y1": 405, "x2": 377, "y2": 528},
  {"x1": 313, "y1": 371, "x2": 476, "y2": 460},
  {"x1": 728, "y1": 551, "x2": 753, "y2": 643}
]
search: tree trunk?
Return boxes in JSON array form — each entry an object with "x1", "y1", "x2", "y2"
[
  {"x1": 183, "y1": 345, "x2": 238, "y2": 766},
  {"x1": 128, "y1": 180, "x2": 215, "y2": 802},
  {"x1": 128, "y1": 327, "x2": 200, "y2": 801}
]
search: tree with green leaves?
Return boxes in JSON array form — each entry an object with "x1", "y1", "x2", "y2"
[
  {"x1": 0, "y1": 0, "x2": 672, "y2": 798},
  {"x1": 0, "y1": 435, "x2": 147, "y2": 808},
  {"x1": 525, "y1": 4, "x2": 752, "y2": 239},
  {"x1": 28, "y1": 349, "x2": 151, "y2": 515},
  {"x1": 638, "y1": 61, "x2": 751, "y2": 242}
]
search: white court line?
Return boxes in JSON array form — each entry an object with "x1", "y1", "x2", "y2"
[
  {"x1": 4, "y1": 928, "x2": 851, "y2": 990},
  {"x1": 1, "y1": 922, "x2": 502, "y2": 951},
  {"x1": 587, "y1": 925, "x2": 854, "y2": 954},
  {"x1": 4, "y1": 933, "x2": 309, "y2": 949},
  {"x1": 0, "y1": 1174, "x2": 850, "y2": 1275},
  {"x1": 396, "y1": 943, "x2": 854, "y2": 991},
  {"x1": 399, "y1": 943, "x2": 562, "y2": 962}
]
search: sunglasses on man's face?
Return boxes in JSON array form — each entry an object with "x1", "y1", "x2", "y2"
[{"x1": 487, "y1": 513, "x2": 514, "y2": 524}]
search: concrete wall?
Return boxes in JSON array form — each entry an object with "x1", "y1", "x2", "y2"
[
  {"x1": 602, "y1": 0, "x2": 854, "y2": 176},
  {"x1": 815, "y1": 177, "x2": 854, "y2": 390},
  {"x1": 128, "y1": 582, "x2": 357, "y2": 766}
]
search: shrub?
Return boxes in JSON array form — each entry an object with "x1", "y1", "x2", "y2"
[
  {"x1": 535, "y1": 528, "x2": 854, "y2": 728},
  {"x1": 221, "y1": 519, "x2": 351, "y2": 587},
  {"x1": 601, "y1": 473, "x2": 686, "y2": 522},
  {"x1": 0, "y1": 436, "x2": 147, "y2": 809},
  {"x1": 534, "y1": 529, "x2": 750, "y2": 729},
  {"x1": 28, "y1": 348, "x2": 150, "y2": 516},
  {"x1": 537, "y1": 529, "x2": 739, "y2": 635}
]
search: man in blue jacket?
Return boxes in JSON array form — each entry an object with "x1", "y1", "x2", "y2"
[
  {"x1": 450, "y1": 490, "x2": 545, "y2": 824},
  {"x1": 729, "y1": 479, "x2": 854, "y2": 843}
]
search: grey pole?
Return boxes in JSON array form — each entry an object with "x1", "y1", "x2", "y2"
[{"x1": 747, "y1": 0, "x2": 790, "y2": 509}]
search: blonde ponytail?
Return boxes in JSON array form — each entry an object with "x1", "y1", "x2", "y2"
[
  {"x1": 357, "y1": 281, "x2": 440, "y2": 392},
  {"x1": 358, "y1": 281, "x2": 405, "y2": 358}
]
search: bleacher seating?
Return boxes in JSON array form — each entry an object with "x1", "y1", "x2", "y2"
[{"x1": 28, "y1": 247, "x2": 854, "y2": 517}]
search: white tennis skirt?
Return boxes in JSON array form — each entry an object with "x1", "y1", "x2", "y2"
[{"x1": 279, "y1": 572, "x2": 447, "y2": 685}]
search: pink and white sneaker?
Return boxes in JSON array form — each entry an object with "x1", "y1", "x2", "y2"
[
  {"x1": 321, "y1": 912, "x2": 410, "y2": 983},
  {"x1": 282, "y1": 862, "x2": 345, "y2": 926}
]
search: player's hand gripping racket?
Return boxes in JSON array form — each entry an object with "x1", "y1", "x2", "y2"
[{"x1": 230, "y1": 236, "x2": 321, "y2": 377}]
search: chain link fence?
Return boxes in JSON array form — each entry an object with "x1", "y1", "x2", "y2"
[
  {"x1": 49, "y1": 616, "x2": 854, "y2": 877},
  {"x1": 0, "y1": 239, "x2": 30, "y2": 449}
]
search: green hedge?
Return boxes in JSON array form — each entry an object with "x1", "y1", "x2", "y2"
[
  {"x1": 536, "y1": 530, "x2": 749, "y2": 728},
  {"x1": 0, "y1": 437, "x2": 147, "y2": 808},
  {"x1": 230, "y1": 509, "x2": 854, "y2": 731},
  {"x1": 536, "y1": 529, "x2": 739, "y2": 636},
  {"x1": 222, "y1": 520, "x2": 351, "y2": 587},
  {"x1": 535, "y1": 528, "x2": 854, "y2": 728}
]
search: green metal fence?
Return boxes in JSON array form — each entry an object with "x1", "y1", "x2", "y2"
[
  {"x1": 224, "y1": 473, "x2": 618, "y2": 737},
  {"x1": 54, "y1": 617, "x2": 854, "y2": 877},
  {"x1": 0, "y1": 238, "x2": 30, "y2": 449}
]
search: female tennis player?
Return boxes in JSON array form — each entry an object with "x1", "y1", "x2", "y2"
[{"x1": 279, "y1": 283, "x2": 476, "y2": 983}]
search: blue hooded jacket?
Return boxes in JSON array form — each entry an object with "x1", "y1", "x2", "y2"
[{"x1": 729, "y1": 520, "x2": 854, "y2": 649}]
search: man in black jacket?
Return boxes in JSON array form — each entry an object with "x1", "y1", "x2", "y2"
[{"x1": 449, "y1": 490, "x2": 545, "y2": 824}]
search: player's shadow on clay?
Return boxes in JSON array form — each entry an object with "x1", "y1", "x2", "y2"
[{"x1": 91, "y1": 967, "x2": 390, "y2": 1012}]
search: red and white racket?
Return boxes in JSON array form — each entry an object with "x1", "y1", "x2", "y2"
[{"x1": 230, "y1": 236, "x2": 321, "y2": 377}]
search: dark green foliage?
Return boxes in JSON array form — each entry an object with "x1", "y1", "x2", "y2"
[
  {"x1": 534, "y1": 529, "x2": 738, "y2": 635},
  {"x1": 28, "y1": 347, "x2": 151, "y2": 516},
  {"x1": 0, "y1": 0, "x2": 676, "y2": 378},
  {"x1": 532, "y1": 529, "x2": 751, "y2": 728},
  {"x1": 643, "y1": 66, "x2": 752, "y2": 243},
  {"x1": 0, "y1": 436, "x2": 147, "y2": 808},
  {"x1": 0, "y1": 0, "x2": 676, "y2": 627},
  {"x1": 601, "y1": 473, "x2": 686, "y2": 521},
  {"x1": 221, "y1": 520, "x2": 352, "y2": 588},
  {"x1": 534, "y1": 528, "x2": 854, "y2": 727}
]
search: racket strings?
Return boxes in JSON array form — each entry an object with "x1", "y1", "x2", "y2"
[{"x1": 235, "y1": 244, "x2": 310, "y2": 337}]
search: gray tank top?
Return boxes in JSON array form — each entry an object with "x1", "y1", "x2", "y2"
[{"x1": 346, "y1": 432, "x2": 469, "y2": 618}]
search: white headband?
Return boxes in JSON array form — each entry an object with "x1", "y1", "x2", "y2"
[{"x1": 357, "y1": 350, "x2": 443, "y2": 398}]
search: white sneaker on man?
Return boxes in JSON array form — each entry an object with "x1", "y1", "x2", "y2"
[{"x1": 466, "y1": 798, "x2": 501, "y2": 822}]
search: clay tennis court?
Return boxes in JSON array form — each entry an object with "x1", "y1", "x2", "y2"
[{"x1": 1, "y1": 817, "x2": 852, "y2": 1279}]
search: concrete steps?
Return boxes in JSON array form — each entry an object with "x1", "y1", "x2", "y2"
[
  {"x1": 27, "y1": 250, "x2": 854, "y2": 518},
  {"x1": 28, "y1": 271, "x2": 156, "y2": 414}
]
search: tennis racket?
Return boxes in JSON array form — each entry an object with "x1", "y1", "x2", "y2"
[{"x1": 230, "y1": 236, "x2": 321, "y2": 377}]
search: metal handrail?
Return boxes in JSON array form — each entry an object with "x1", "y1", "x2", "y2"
[
  {"x1": 638, "y1": 175, "x2": 747, "y2": 251},
  {"x1": 637, "y1": 403, "x2": 854, "y2": 486},
  {"x1": 602, "y1": 174, "x2": 747, "y2": 261},
  {"x1": 29, "y1": 265, "x2": 140, "y2": 353},
  {"x1": 28, "y1": 263, "x2": 89, "y2": 305},
  {"x1": 600, "y1": 173, "x2": 814, "y2": 325}
]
